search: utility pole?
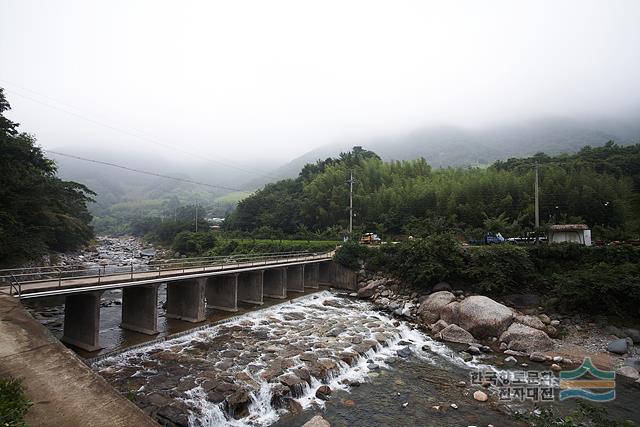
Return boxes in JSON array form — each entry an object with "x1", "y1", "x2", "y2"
[
  {"x1": 195, "y1": 204, "x2": 198, "y2": 233},
  {"x1": 348, "y1": 170, "x2": 354, "y2": 235},
  {"x1": 534, "y1": 163, "x2": 540, "y2": 243}
]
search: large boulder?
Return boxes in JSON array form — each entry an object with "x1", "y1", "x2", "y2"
[
  {"x1": 499, "y1": 323, "x2": 554, "y2": 353},
  {"x1": 302, "y1": 415, "x2": 331, "y2": 427},
  {"x1": 431, "y1": 319, "x2": 449, "y2": 334},
  {"x1": 607, "y1": 338, "x2": 632, "y2": 355},
  {"x1": 417, "y1": 291, "x2": 455, "y2": 324},
  {"x1": 439, "y1": 324, "x2": 475, "y2": 344},
  {"x1": 440, "y1": 302, "x2": 460, "y2": 325},
  {"x1": 357, "y1": 280, "x2": 383, "y2": 298},
  {"x1": 457, "y1": 296, "x2": 514, "y2": 338}
]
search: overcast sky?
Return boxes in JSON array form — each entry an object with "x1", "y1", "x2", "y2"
[{"x1": 1, "y1": 0, "x2": 640, "y2": 165}]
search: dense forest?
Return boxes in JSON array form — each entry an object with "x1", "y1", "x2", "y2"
[
  {"x1": 226, "y1": 144, "x2": 640, "y2": 240},
  {"x1": 0, "y1": 89, "x2": 95, "y2": 267}
]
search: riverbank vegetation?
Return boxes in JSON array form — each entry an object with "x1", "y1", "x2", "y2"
[
  {"x1": 0, "y1": 377, "x2": 31, "y2": 427},
  {"x1": 226, "y1": 144, "x2": 640, "y2": 241},
  {"x1": 337, "y1": 237, "x2": 640, "y2": 319},
  {"x1": 0, "y1": 89, "x2": 94, "y2": 268}
]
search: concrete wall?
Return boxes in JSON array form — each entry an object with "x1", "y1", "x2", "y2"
[
  {"x1": 121, "y1": 284, "x2": 159, "y2": 335},
  {"x1": 286, "y1": 265, "x2": 305, "y2": 293},
  {"x1": 263, "y1": 268, "x2": 286, "y2": 299},
  {"x1": 304, "y1": 263, "x2": 319, "y2": 289},
  {"x1": 61, "y1": 291, "x2": 103, "y2": 352},
  {"x1": 0, "y1": 294, "x2": 157, "y2": 427},
  {"x1": 238, "y1": 271, "x2": 264, "y2": 305},
  {"x1": 205, "y1": 274, "x2": 238, "y2": 312},
  {"x1": 166, "y1": 278, "x2": 206, "y2": 322}
]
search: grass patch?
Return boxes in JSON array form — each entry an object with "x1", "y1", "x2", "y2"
[{"x1": 0, "y1": 377, "x2": 31, "y2": 427}]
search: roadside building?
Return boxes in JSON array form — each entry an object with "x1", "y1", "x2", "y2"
[{"x1": 548, "y1": 224, "x2": 592, "y2": 246}]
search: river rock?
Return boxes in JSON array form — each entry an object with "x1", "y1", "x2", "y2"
[
  {"x1": 156, "y1": 404, "x2": 189, "y2": 426},
  {"x1": 417, "y1": 291, "x2": 456, "y2": 324},
  {"x1": 357, "y1": 280, "x2": 382, "y2": 298},
  {"x1": 529, "y1": 352, "x2": 546, "y2": 362},
  {"x1": 473, "y1": 390, "x2": 488, "y2": 402},
  {"x1": 515, "y1": 315, "x2": 546, "y2": 330},
  {"x1": 623, "y1": 328, "x2": 640, "y2": 344},
  {"x1": 302, "y1": 415, "x2": 331, "y2": 427},
  {"x1": 315, "y1": 385, "x2": 332, "y2": 400},
  {"x1": 439, "y1": 324, "x2": 474, "y2": 344},
  {"x1": 607, "y1": 338, "x2": 631, "y2": 355},
  {"x1": 457, "y1": 296, "x2": 514, "y2": 338},
  {"x1": 617, "y1": 366, "x2": 640, "y2": 380},
  {"x1": 538, "y1": 314, "x2": 551, "y2": 325},
  {"x1": 499, "y1": 323, "x2": 553, "y2": 353},
  {"x1": 504, "y1": 356, "x2": 518, "y2": 365},
  {"x1": 431, "y1": 319, "x2": 449, "y2": 334}
]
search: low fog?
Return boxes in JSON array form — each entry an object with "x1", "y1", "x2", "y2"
[{"x1": 1, "y1": 0, "x2": 640, "y2": 175}]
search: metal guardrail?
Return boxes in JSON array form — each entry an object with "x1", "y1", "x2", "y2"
[{"x1": 0, "y1": 251, "x2": 334, "y2": 297}]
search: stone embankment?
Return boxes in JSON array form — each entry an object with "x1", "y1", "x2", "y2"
[
  {"x1": 355, "y1": 272, "x2": 640, "y2": 383},
  {"x1": 0, "y1": 293, "x2": 156, "y2": 427}
]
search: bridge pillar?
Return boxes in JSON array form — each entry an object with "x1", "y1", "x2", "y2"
[
  {"x1": 120, "y1": 284, "x2": 159, "y2": 335},
  {"x1": 61, "y1": 291, "x2": 103, "y2": 352},
  {"x1": 166, "y1": 278, "x2": 206, "y2": 322},
  {"x1": 238, "y1": 270, "x2": 263, "y2": 305},
  {"x1": 286, "y1": 265, "x2": 305, "y2": 293},
  {"x1": 263, "y1": 268, "x2": 286, "y2": 299},
  {"x1": 206, "y1": 274, "x2": 238, "y2": 312},
  {"x1": 304, "y1": 263, "x2": 320, "y2": 289},
  {"x1": 319, "y1": 261, "x2": 333, "y2": 285}
]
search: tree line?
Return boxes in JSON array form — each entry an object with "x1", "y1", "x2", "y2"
[{"x1": 226, "y1": 143, "x2": 640, "y2": 240}]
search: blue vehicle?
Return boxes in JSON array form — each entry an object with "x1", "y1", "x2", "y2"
[{"x1": 484, "y1": 232, "x2": 505, "y2": 244}]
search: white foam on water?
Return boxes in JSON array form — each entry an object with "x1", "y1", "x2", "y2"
[{"x1": 93, "y1": 290, "x2": 518, "y2": 426}]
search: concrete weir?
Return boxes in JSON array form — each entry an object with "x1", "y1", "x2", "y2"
[
  {"x1": 263, "y1": 268, "x2": 287, "y2": 299},
  {"x1": 304, "y1": 263, "x2": 319, "y2": 289},
  {"x1": 121, "y1": 284, "x2": 159, "y2": 335},
  {"x1": 206, "y1": 274, "x2": 239, "y2": 312},
  {"x1": 61, "y1": 291, "x2": 103, "y2": 352},
  {"x1": 286, "y1": 265, "x2": 305, "y2": 293},
  {"x1": 166, "y1": 278, "x2": 206, "y2": 322},
  {"x1": 238, "y1": 270, "x2": 264, "y2": 305}
]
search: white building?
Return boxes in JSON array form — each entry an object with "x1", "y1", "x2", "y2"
[{"x1": 548, "y1": 224, "x2": 592, "y2": 246}]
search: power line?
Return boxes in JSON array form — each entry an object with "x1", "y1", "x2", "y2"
[
  {"x1": 0, "y1": 82, "x2": 281, "y2": 180},
  {"x1": 45, "y1": 149, "x2": 253, "y2": 193}
]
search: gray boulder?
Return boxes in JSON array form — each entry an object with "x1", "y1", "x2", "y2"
[
  {"x1": 431, "y1": 319, "x2": 449, "y2": 334},
  {"x1": 617, "y1": 366, "x2": 640, "y2": 380},
  {"x1": 515, "y1": 315, "x2": 546, "y2": 331},
  {"x1": 439, "y1": 324, "x2": 475, "y2": 344},
  {"x1": 607, "y1": 338, "x2": 631, "y2": 355},
  {"x1": 357, "y1": 280, "x2": 382, "y2": 298},
  {"x1": 623, "y1": 328, "x2": 640, "y2": 344},
  {"x1": 457, "y1": 296, "x2": 514, "y2": 338},
  {"x1": 440, "y1": 302, "x2": 460, "y2": 325},
  {"x1": 417, "y1": 291, "x2": 455, "y2": 324},
  {"x1": 499, "y1": 323, "x2": 554, "y2": 353},
  {"x1": 302, "y1": 415, "x2": 331, "y2": 427}
]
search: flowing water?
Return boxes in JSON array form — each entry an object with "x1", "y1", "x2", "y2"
[
  {"x1": 22, "y1": 238, "x2": 640, "y2": 426},
  {"x1": 89, "y1": 291, "x2": 640, "y2": 426}
]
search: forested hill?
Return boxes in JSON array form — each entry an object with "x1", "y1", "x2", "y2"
[
  {"x1": 225, "y1": 143, "x2": 640, "y2": 240},
  {"x1": 0, "y1": 89, "x2": 95, "y2": 267}
]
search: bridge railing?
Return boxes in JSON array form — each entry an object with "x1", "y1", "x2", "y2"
[{"x1": 0, "y1": 250, "x2": 334, "y2": 293}]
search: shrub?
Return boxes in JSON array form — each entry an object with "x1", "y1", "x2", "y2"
[
  {"x1": 334, "y1": 240, "x2": 369, "y2": 270},
  {"x1": 551, "y1": 262, "x2": 640, "y2": 318},
  {"x1": 369, "y1": 234, "x2": 465, "y2": 289},
  {"x1": 0, "y1": 377, "x2": 31, "y2": 427},
  {"x1": 467, "y1": 245, "x2": 534, "y2": 294}
]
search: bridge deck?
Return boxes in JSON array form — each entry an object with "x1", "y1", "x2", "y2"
[{"x1": 1, "y1": 253, "x2": 333, "y2": 298}]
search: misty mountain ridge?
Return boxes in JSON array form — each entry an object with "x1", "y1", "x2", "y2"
[{"x1": 261, "y1": 116, "x2": 640, "y2": 186}]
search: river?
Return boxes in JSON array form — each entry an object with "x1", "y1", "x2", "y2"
[{"x1": 24, "y1": 237, "x2": 640, "y2": 426}]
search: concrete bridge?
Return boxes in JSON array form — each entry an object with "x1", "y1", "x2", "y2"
[{"x1": 0, "y1": 251, "x2": 356, "y2": 352}]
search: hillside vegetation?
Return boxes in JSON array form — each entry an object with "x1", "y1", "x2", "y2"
[
  {"x1": 226, "y1": 144, "x2": 640, "y2": 241},
  {"x1": 0, "y1": 89, "x2": 94, "y2": 267}
]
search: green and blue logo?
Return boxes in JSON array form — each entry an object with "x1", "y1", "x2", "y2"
[{"x1": 559, "y1": 357, "x2": 616, "y2": 402}]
